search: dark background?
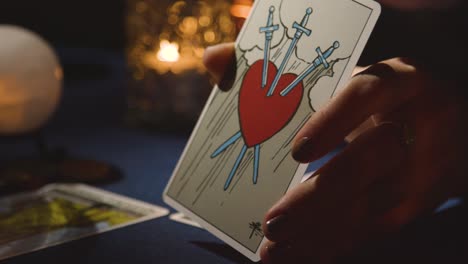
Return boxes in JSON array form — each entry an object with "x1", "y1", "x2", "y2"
[{"x1": 0, "y1": 0, "x2": 126, "y2": 51}]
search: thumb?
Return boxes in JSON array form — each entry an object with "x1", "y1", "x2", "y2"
[{"x1": 203, "y1": 43, "x2": 236, "y2": 91}]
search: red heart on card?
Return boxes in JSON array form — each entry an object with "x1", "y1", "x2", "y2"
[{"x1": 239, "y1": 60, "x2": 303, "y2": 147}]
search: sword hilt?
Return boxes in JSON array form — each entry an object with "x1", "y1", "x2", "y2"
[
  {"x1": 260, "y1": 6, "x2": 279, "y2": 40},
  {"x1": 316, "y1": 41, "x2": 340, "y2": 68},
  {"x1": 280, "y1": 41, "x2": 340, "y2": 97},
  {"x1": 316, "y1": 48, "x2": 329, "y2": 68},
  {"x1": 293, "y1": 8, "x2": 313, "y2": 38}
]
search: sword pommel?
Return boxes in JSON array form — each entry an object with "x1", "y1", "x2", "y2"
[
  {"x1": 293, "y1": 8, "x2": 313, "y2": 37},
  {"x1": 333, "y1": 41, "x2": 340, "y2": 49}
]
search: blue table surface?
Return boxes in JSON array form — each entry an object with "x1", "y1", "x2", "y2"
[{"x1": 1, "y1": 48, "x2": 467, "y2": 264}]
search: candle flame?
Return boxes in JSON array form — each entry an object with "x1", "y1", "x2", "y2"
[{"x1": 157, "y1": 40, "x2": 180, "y2": 62}]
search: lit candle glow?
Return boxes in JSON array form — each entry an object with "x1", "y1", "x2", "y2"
[
  {"x1": 125, "y1": 0, "x2": 253, "y2": 128},
  {"x1": 157, "y1": 40, "x2": 180, "y2": 62}
]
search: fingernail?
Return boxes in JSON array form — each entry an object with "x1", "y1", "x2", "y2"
[
  {"x1": 217, "y1": 53, "x2": 237, "y2": 91},
  {"x1": 292, "y1": 137, "x2": 313, "y2": 162},
  {"x1": 266, "y1": 215, "x2": 288, "y2": 236}
]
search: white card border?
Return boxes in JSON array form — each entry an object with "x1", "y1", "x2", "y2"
[
  {"x1": 169, "y1": 212, "x2": 203, "y2": 229},
  {"x1": 163, "y1": 0, "x2": 380, "y2": 261}
]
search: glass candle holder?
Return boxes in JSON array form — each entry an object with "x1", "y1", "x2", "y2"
[{"x1": 126, "y1": 0, "x2": 249, "y2": 132}]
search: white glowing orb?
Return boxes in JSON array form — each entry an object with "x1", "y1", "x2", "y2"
[{"x1": 0, "y1": 25, "x2": 63, "y2": 135}]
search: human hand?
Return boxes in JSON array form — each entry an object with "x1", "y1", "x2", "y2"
[
  {"x1": 204, "y1": 45, "x2": 468, "y2": 263},
  {"x1": 259, "y1": 57, "x2": 468, "y2": 263}
]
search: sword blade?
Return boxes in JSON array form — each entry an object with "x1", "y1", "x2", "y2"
[
  {"x1": 262, "y1": 39, "x2": 271, "y2": 88},
  {"x1": 280, "y1": 60, "x2": 320, "y2": 96},
  {"x1": 267, "y1": 37, "x2": 298, "y2": 96},
  {"x1": 280, "y1": 42, "x2": 339, "y2": 96}
]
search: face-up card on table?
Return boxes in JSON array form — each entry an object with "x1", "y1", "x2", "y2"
[
  {"x1": 0, "y1": 184, "x2": 169, "y2": 261},
  {"x1": 163, "y1": 0, "x2": 380, "y2": 261}
]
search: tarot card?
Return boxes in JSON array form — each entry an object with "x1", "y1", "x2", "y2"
[
  {"x1": 169, "y1": 212, "x2": 203, "y2": 229},
  {"x1": 164, "y1": 0, "x2": 380, "y2": 261},
  {"x1": 0, "y1": 184, "x2": 169, "y2": 261}
]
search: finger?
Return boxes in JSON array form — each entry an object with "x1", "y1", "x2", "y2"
[
  {"x1": 203, "y1": 43, "x2": 236, "y2": 91},
  {"x1": 353, "y1": 66, "x2": 368, "y2": 75},
  {"x1": 263, "y1": 122, "x2": 407, "y2": 243},
  {"x1": 345, "y1": 117, "x2": 376, "y2": 143},
  {"x1": 377, "y1": 86, "x2": 467, "y2": 197},
  {"x1": 261, "y1": 159, "x2": 410, "y2": 264},
  {"x1": 260, "y1": 241, "x2": 294, "y2": 264},
  {"x1": 344, "y1": 67, "x2": 375, "y2": 143},
  {"x1": 333, "y1": 66, "x2": 369, "y2": 99},
  {"x1": 261, "y1": 240, "x2": 335, "y2": 264},
  {"x1": 292, "y1": 58, "x2": 426, "y2": 163}
]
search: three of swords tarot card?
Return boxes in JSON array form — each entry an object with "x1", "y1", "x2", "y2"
[{"x1": 164, "y1": 0, "x2": 380, "y2": 260}]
